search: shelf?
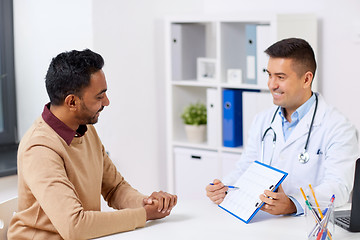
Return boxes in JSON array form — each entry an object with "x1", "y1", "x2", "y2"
[
  {"x1": 220, "y1": 146, "x2": 244, "y2": 154},
  {"x1": 220, "y1": 82, "x2": 269, "y2": 90},
  {"x1": 165, "y1": 14, "x2": 275, "y2": 24},
  {"x1": 172, "y1": 141, "x2": 218, "y2": 152},
  {"x1": 166, "y1": 14, "x2": 318, "y2": 195},
  {"x1": 171, "y1": 80, "x2": 218, "y2": 88},
  {"x1": 171, "y1": 80, "x2": 270, "y2": 91},
  {"x1": 172, "y1": 141, "x2": 244, "y2": 154},
  {"x1": 166, "y1": 16, "x2": 275, "y2": 195}
]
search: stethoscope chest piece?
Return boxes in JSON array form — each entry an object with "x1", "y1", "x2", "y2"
[{"x1": 298, "y1": 151, "x2": 310, "y2": 164}]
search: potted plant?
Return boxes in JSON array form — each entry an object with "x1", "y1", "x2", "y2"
[{"x1": 181, "y1": 102, "x2": 207, "y2": 143}]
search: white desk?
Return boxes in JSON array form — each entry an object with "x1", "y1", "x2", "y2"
[{"x1": 96, "y1": 199, "x2": 360, "y2": 240}]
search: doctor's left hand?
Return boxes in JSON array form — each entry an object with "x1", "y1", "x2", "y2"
[
  {"x1": 143, "y1": 191, "x2": 177, "y2": 214},
  {"x1": 259, "y1": 184, "x2": 296, "y2": 215}
]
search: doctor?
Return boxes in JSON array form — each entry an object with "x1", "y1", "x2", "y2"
[{"x1": 206, "y1": 38, "x2": 359, "y2": 215}]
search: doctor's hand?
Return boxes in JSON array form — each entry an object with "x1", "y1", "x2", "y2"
[
  {"x1": 206, "y1": 179, "x2": 228, "y2": 205},
  {"x1": 143, "y1": 191, "x2": 177, "y2": 214},
  {"x1": 259, "y1": 184, "x2": 296, "y2": 215}
]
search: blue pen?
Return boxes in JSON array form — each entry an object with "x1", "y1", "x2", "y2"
[
  {"x1": 322, "y1": 194, "x2": 335, "y2": 216},
  {"x1": 209, "y1": 183, "x2": 239, "y2": 189}
]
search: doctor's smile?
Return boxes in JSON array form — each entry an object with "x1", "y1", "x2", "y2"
[{"x1": 271, "y1": 92, "x2": 284, "y2": 101}]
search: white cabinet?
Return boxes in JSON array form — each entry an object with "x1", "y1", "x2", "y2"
[
  {"x1": 165, "y1": 14, "x2": 317, "y2": 194},
  {"x1": 174, "y1": 147, "x2": 218, "y2": 200}
]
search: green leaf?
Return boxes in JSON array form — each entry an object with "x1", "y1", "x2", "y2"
[{"x1": 181, "y1": 102, "x2": 207, "y2": 125}]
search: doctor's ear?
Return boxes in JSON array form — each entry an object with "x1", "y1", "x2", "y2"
[{"x1": 303, "y1": 71, "x2": 313, "y2": 88}]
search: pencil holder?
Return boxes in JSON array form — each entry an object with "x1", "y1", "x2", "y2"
[{"x1": 305, "y1": 200, "x2": 335, "y2": 240}]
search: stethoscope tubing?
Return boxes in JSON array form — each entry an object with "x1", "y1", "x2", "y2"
[{"x1": 261, "y1": 93, "x2": 318, "y2": 165}]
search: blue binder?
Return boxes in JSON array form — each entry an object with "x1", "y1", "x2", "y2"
[
  {"x1": 245, "y1": 24, "x2": 257, "y2": 84},
  {"x1": 223, "y1": 89, "x2": 260, "y2": 147},
  {"x1": 223, "y1": 89, "x2": 243, "y2": 147}
]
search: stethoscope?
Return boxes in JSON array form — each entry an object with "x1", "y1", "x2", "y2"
[{"x1": 261, "y1": 94, "x2": 318, "y2": 165}]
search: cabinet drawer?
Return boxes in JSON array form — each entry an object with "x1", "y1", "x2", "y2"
[{"x1": 174, "y1": 147, "x2": 219, "y2": 200}]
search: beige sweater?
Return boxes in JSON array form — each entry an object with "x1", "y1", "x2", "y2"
[{"x1": 8, "y1": 116, "x2": 147, "y2": 239}]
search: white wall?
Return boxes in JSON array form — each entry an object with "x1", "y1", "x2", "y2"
[
  {"x1": 14, "y1": 0, "x2": 360, "y2": 195},
  {"x1": 14, "y1": 0, "x2": 93, "y2": 138},
  {"x1": 91, "y1": 0, "x2": 204, "y2": 194}
]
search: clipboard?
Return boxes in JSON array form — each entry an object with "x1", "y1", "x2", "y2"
[{"x1": 218, "y1": 161, "x2": 288, "y2": 223}]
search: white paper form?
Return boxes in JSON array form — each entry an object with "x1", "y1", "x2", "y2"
[{"x1": 219, "y1": 161, "x2": 287, "y2": 223}]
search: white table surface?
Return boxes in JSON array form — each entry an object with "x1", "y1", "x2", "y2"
[{"x1": 95, "y1": 199, "x2": 360, "y2": 240}]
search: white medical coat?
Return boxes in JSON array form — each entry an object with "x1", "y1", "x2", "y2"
[{"x1": 223, "y1": 93, "x2": 359, "y2": 208}]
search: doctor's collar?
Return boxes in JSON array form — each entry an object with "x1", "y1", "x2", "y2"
[{"x1": 278, "y1": 94, "x2": 316, "y2": 123}]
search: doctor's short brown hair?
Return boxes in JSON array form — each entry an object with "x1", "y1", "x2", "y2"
[{"x1": 265, "y1": 38, "x2": 317, "y2": 79}]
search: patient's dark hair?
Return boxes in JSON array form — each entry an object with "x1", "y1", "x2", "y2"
[
  {"x1": 45, "y1": 49, "x2": 104, "y2": 105},
  {"x1": 265, "y1": 38, "x2": 316, "y2": 78}
]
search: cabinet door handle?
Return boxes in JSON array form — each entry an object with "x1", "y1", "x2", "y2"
[{"x1": 191, "y1": 155, "x2": 202, "y2": 160}]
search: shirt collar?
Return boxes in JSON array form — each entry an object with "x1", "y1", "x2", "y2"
[
  {"x1": 41, "y1": 103, "x2": 87, "y2": 145},
  {"x1": 279, "y1": 93, "x2": 316, "y2": 123}
]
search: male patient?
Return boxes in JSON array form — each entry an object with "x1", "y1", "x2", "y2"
[{"x1": 8, "y1": 49, "x2": 177, "y2": 239}]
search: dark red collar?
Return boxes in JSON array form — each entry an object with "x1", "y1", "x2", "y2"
[{"x1": 41, "y1": 103, "x2": 87, "y2": 145}]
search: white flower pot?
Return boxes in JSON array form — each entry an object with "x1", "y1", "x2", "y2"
[{"x1": 185, "y1": 124, "x2": 206, "y2": 143}]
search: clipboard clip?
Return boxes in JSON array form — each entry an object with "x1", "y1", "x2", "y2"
[{"x1": 255, "y1": 185, "x2": 276, "y2": 208}]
